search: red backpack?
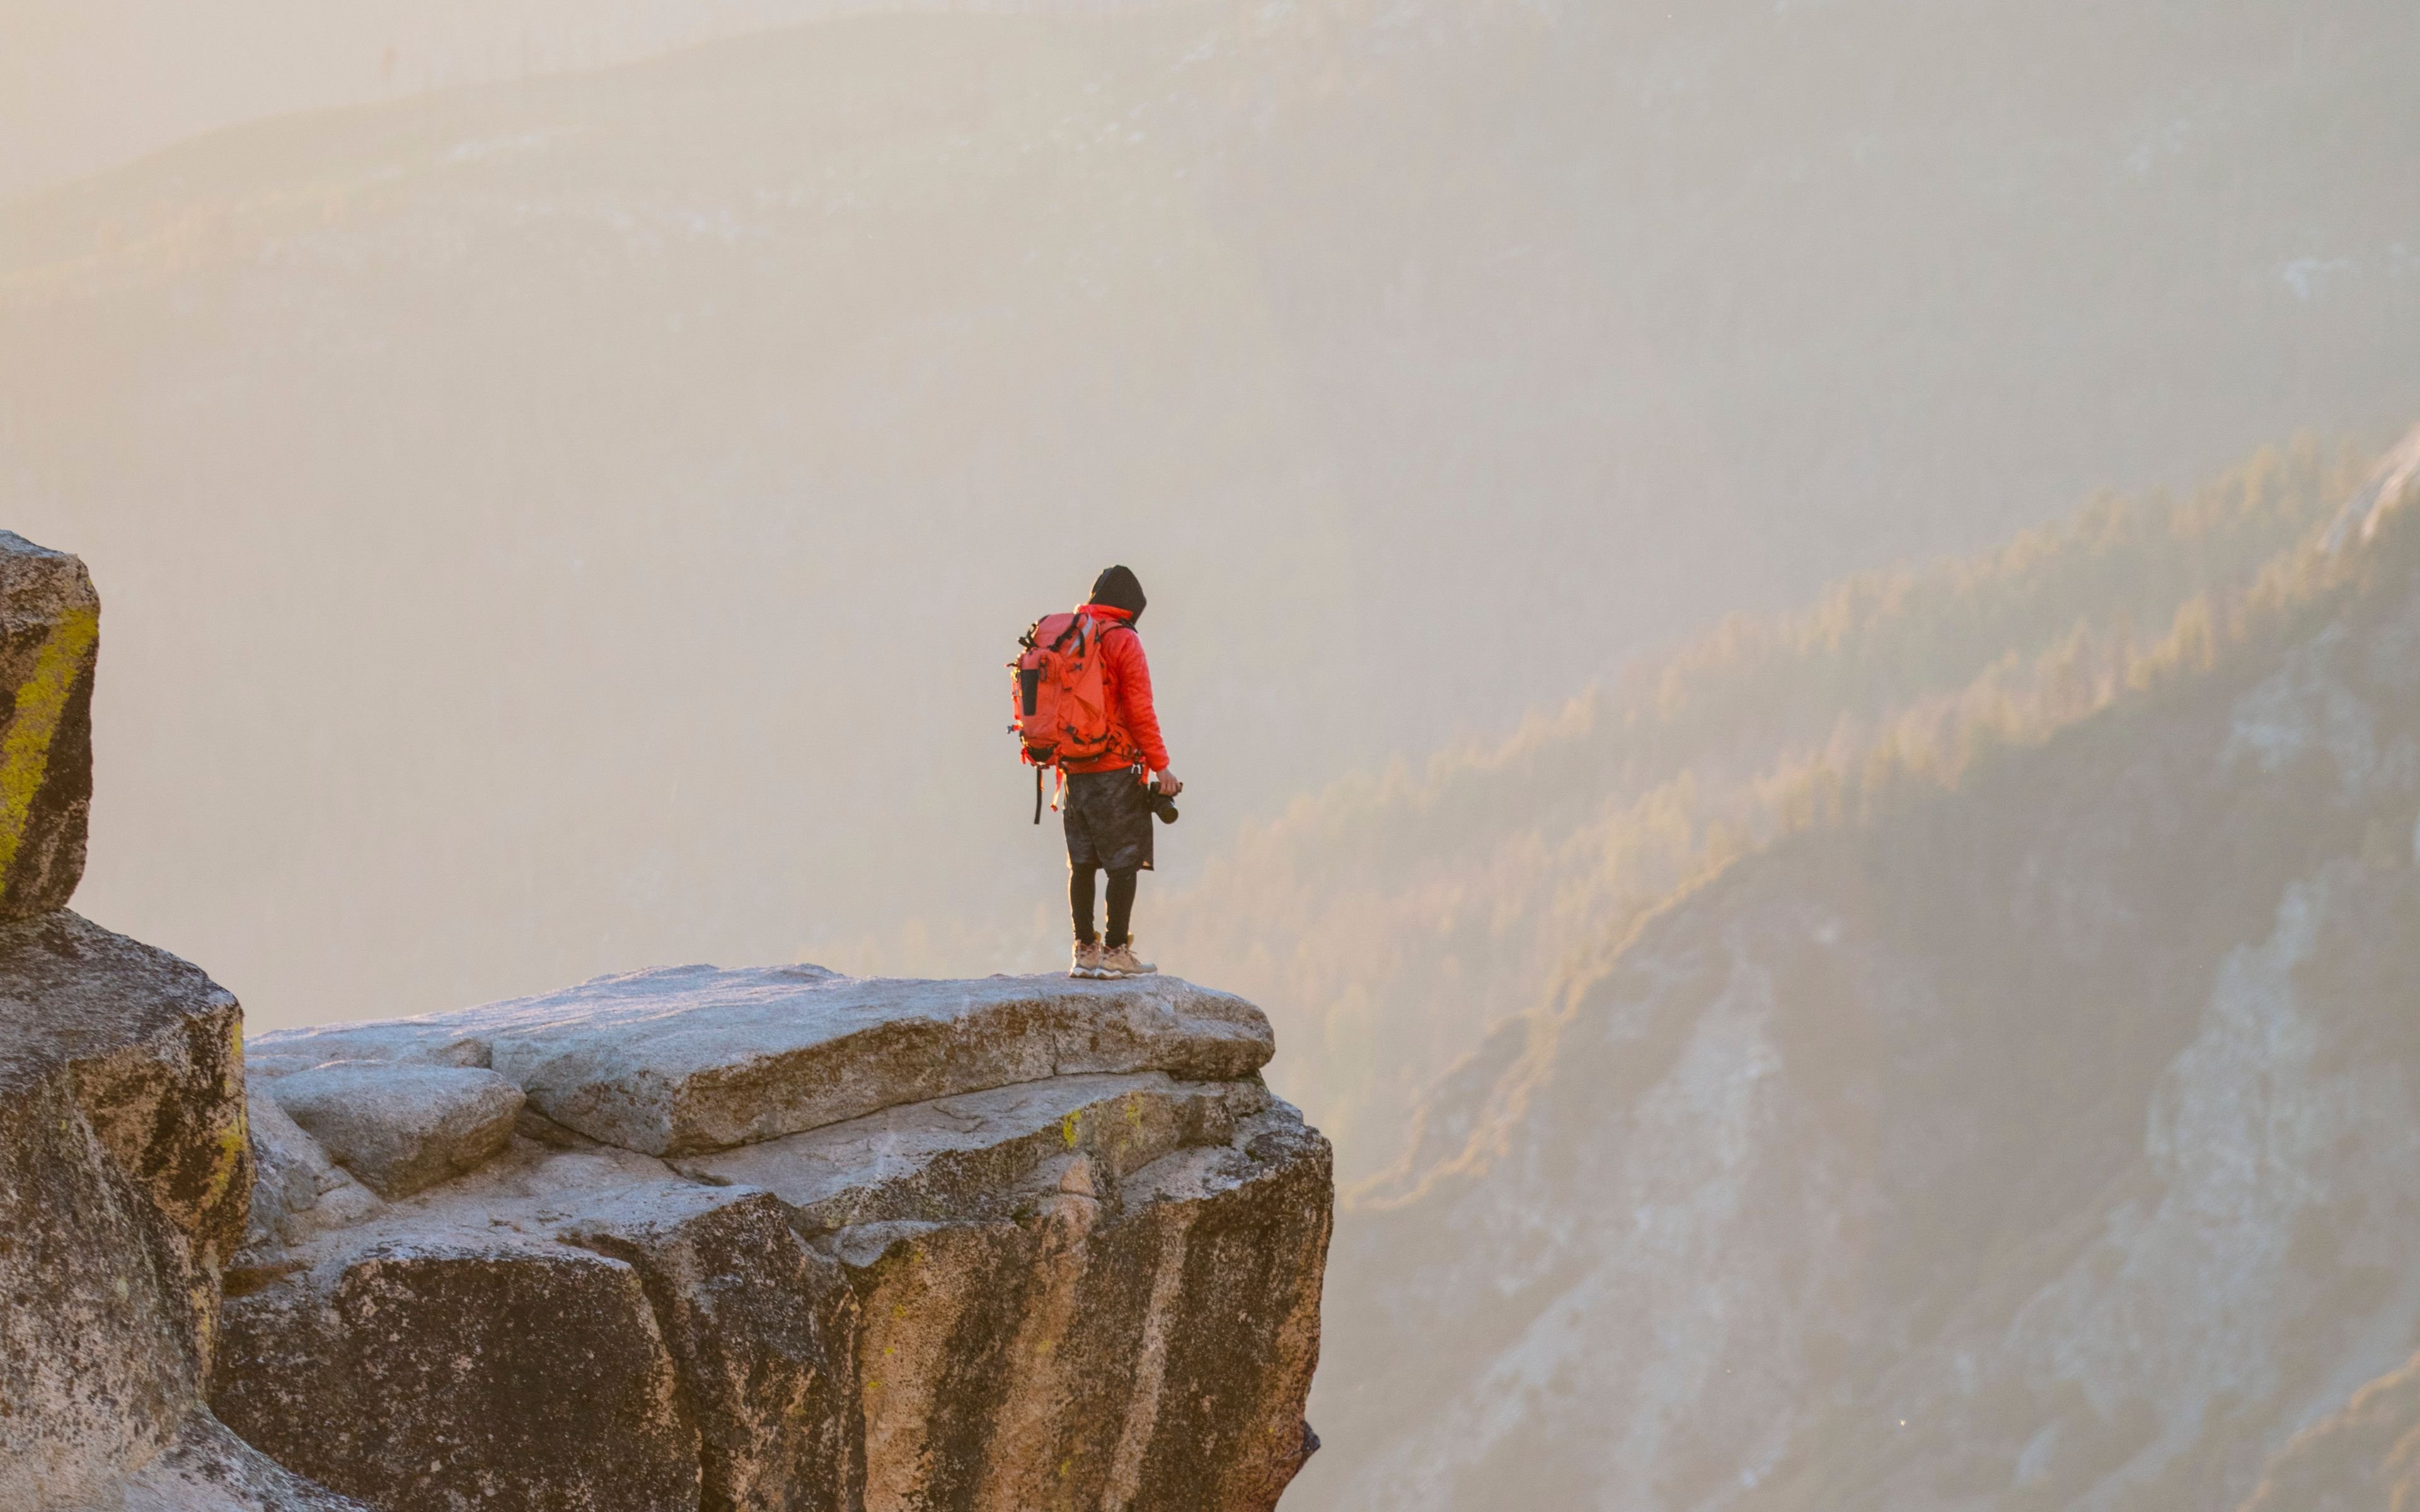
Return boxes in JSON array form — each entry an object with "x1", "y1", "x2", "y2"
[{"x1": 1008, "y1": 610, "x2": 1124, "y2": 821}]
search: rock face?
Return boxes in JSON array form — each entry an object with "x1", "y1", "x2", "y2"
[
  {"x1": 0, "y1": 873, "x2": 1320, "y2": 1512},
  {"x1": 0, "y1": 908, "x2": 367, "y2": 1512},
  {"x1": 4, "y1": 939, "x2": 1329, "y2": 1512},
  {"x1": 0, "y1": 533, "x2": 98, "y2": 921},
  {"x1": 218, "y1": 967, "x2": 1332, "y2": 1512}
]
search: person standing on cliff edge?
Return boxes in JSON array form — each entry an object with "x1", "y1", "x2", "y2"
[{"x1": 1060, "y1": 565, "x2": 1180, "y2": 980}]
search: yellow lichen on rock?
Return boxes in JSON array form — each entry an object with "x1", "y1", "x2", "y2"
[
  {"x1": 0, "y1": 605, "x2": 96, "y2": 878},
  {"x1": 0, "y1": 533, "x2": 100, "y2": 919}
]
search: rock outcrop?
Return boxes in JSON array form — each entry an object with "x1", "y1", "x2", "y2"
[
  {"x1": 0, "y1": 533, "x2": 364, "y2": 1511},
  {"x1": 3, "y1": 941, "x2": 1328, "y2": 1512},
  {"x1": 0, "y1": 533, "x2": 1329, "y2": 1512},
  {"x1": 0, "y1": 908, "x2": 368, "y2": 1512},
  {"x1": 216, "y1": 966, "x2": 1331, "y2": 1512},
  {"x1": 0, "y1": 532, "x2": 98, "y2": 921}
]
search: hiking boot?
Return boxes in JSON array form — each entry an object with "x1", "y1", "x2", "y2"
[
  {"x1": 1071, "y1": 939, "x2": 1104, "y2": 979},
  {"x1": 1097, "y1": 942, "x2": 1156, "y2": 978}
]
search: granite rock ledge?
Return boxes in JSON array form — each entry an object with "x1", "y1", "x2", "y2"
[
  {"x1": 220, "y1": 964, "x2": 1333, "y2": 1512},
  {"x1": 0, "y1": 535, "x2": 1327, "y2": 1508}
]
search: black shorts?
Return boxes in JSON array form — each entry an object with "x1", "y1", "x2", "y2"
[{"x1": 1062, "y1": 768, "x2": 1155, "y2": 873}]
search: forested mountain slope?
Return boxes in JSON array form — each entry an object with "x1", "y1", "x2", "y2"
[
  {"x1": 1285, "y1": 432, "x2": 2420, "y2": 1509},
  {"x1": 4, "y1": 0, "x2": 2415, "y2": 1027},
  {"x1": 1179, "y1": 437, "x2": 2370, "y2": 1176}
]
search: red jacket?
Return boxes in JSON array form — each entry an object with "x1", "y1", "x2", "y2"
[{"x1": 1066, "y1": 604, "x2": 1170, "y2": 774}]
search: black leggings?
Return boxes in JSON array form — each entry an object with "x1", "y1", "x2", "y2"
[{"x1": 1070, "y1": 864, "x2": 1139, "y2": 948}]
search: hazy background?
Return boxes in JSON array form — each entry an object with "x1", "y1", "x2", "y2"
[
  {"x1": 9, "y1": 1, "x2": 2420, "y2": 1505},
  {"x1": 1, "y1": 0, "x2": 1207, "y2": 204},
  {"x1": 8, "y1": 0, "x2": 2416, "y2": 1032}
]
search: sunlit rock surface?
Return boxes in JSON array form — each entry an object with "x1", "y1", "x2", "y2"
[
  {"x1": 248, "y1": 965, "x2": 1276, "y2": 1155},
  {"x1": 0, "y1": 910, "x2": 366, "y2": 1512},
  {"x1": 217, "y1": 969, "x2": 1330, "y2": 1512}
]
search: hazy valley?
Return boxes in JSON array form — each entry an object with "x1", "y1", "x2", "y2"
[
  {"x1": 6, "y1": 0, "x2": 2416, "y2": 1032},
  {"x1": 1291, "y1": 430, "x2": 2420, "y2": 1507},
  {"x1": 7, "y1": 3, "x2": 2420, "y2": 1507}
]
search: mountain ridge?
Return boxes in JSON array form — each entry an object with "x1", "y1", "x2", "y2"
[
  {"x1": 1282, "y1": 429, "x2": 2420, "y2": 1509},
  {"x1": 1179, "y1": 434, "x2": 2375, "y2": 1179}
]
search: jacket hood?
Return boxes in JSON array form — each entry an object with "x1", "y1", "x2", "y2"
[{"x1": 1088, "y1": 564, "x2": 1147, "y2": 624}]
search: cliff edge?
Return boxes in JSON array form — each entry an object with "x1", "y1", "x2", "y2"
[
  {"x1": 221, "y1": 968, "x2": 1332, "y2": 1512},
  {"x1": 0, "y1": 529, "x2": 1332, "y2": 1512}
]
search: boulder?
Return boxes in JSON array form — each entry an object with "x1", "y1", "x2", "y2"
[
  {"x1": 217, "y1": 969, "x2": 1331, "y2": 1512},
  {"x1": 0, "y1": 908, "x2": 367, "y2": 1512},
  {"x1": 216, "y1": 1234, "x2": 701, "y2": 1512},
  {"x1": 0, "y1": 910, "x2": 247, "y2": 1507},
  {"x1": 0, "y1": 1021, "x2": 192, "y2": 1507},
  {"x1": 250, "y1": 965, "x2": 1276, "y2": 1156},
  {"x1": 0, "y1": 532, "x2": 98, "y2": 921},
  {"x1": 267, "y1": 1063, "x2": 522, "y2": 1199},
  {"x1": 237, "y1": 1086, "x2": 381, "y2": 1256}
]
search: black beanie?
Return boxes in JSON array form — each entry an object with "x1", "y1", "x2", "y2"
[{"x1": 1090, "y1": 564, "x2": 1147, "y2": 623}]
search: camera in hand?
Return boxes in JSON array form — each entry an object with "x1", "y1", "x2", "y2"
[{"x1": 1146, "y1": 779, "x2": 1180, "y2": 825}]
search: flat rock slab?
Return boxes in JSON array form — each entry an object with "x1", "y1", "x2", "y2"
[
  {"x1": 681, "y1": 1070, "x2": 1268, "y2": 1235},
  {"x1": 250, "y1": 967, "x2": 1274, "y2": 1156},
  {"x1": 268, "y1": 1063, "x2": 522, "y2": 1199}
]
